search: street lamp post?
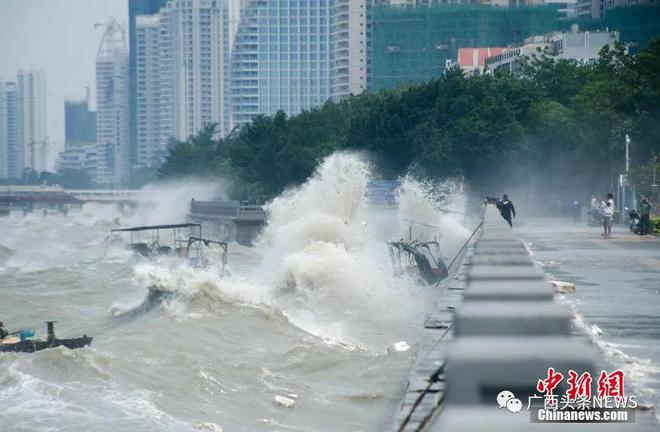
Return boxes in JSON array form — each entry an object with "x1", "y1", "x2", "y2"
[
  {"x1": 620, "y1": 134, "x2": 631, "y2": 224},
  {"x1": 625, "y1": 134, "x2": 630, "y2": 174}
]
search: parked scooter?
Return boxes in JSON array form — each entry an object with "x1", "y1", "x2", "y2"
[{"x1": 627, "y1": 208, "x2": 641, "y2": 234}]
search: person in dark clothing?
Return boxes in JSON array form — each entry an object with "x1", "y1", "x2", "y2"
[
  {"x1": 639, "y1": 198, "x2": 652, "y2": 235},
  {"x1": 0, "y1": 321, "x2": 8, "y2": 339},
  {"x1": 498, "y1": 194, "x2": 516, "y2": 227}
]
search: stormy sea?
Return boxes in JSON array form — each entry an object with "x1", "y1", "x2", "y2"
[{"x1": 0, "y1": 153, "x2": 471, "y2": 432}]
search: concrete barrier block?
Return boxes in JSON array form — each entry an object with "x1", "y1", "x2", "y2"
[
  {"x1": 478, "y1": 238, "x2": 524, "y2": 245},
  {"x1": 475, "y1": 242, "x2": 528, "y2": 256},
  {"x1": 476, "y1": 239, "x2": 526, "y2": 248},
  {"x1": 454, "y1": 301, "x2": 572, "y2": 337},
  {"x1": 445, "y1": 337, "x2": 597, "y2": 405},
  {"x1": 480, "y1": 232, "x2": 515, "y2": 241},
  {"x1": 468, "y1": 265, "x2": 546, "y2": 281},
  {"x1": 471, "y1": 255, "x2": 534, "y2": 266},
  {"x1": 475, "y1": 247, "x2": 531, "y2": 256},
  {"x1": 464, "y1": 280, "x2": 555, "y2": 301}
]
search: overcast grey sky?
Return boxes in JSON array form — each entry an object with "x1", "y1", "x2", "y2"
[{"x1": 0, "y1": 0, "x2": 128, "y2": 168}]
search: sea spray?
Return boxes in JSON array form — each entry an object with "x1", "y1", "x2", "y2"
[
  {"x1": 397, "y1": 176, "x2": 470, "y2": 261},
  {"x1": 68, "y1": 178, "x2": 228, "y2": 230},
  {"x1": 122, "y1": 153, "x2": 473, "y2": 349},
  {"x1": 130, "y1": 179, "x2": 228, "y2": 226},
  {"x1": 1, "y1": 152, "x2": 475, "y2": 432},
  {"x1": 258, "y1": 152, "x2": 371, "y2": 262}
]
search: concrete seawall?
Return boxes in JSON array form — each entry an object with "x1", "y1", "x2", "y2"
[
  {"x1": 393, "y1": 205, "x2": 659, "y2": 432},
  {"x1": 187, "y1": 200, "x2": 266, "y2": 246}
]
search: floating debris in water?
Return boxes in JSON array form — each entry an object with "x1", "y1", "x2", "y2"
[
  {"x1": 549, "y1": 280, "x2": 576, "y2": 294},
  {"x1": 387, "y1": 341, "x2": 410, "y2": 354},
  {"x1": 197, "y1": 422, "x2": 223, "y2": 432},
  {"x1": 275, "y1": 395, "x2": 297, "y2": 408}
]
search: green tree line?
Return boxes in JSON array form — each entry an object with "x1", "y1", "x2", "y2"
[{"x1": 159, "y1": 39, "x2": 660, "y2": 203}]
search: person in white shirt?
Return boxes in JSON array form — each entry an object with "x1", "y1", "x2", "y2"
[{"x1": 601, "y1": 193, "x2": 614, "y2": 237}]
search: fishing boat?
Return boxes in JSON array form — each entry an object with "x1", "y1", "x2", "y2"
[
  {"x1": 109, "y1": 224, "x2": 229, "y2": 317},
  {"x1": 110, "y1": 223, "x2": 228, "y2": 269},
  {"x1": 388, "y1": 218, "x2": 450, "y2": 286},
  {"x1": 388, "y1": 240, "x2": 448, "y2": 285},
  {"x1": 0, "y1": 321, "x2": 92, "y2": 353},
  {"x1": 110, "y1": 223, "x2": 203, "y2": 257}
]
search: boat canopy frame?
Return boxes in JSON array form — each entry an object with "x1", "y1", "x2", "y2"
[
  {"x1": 110, "y1": 223, "x2": 202, "y2": 255},
  {"x1": 388, "y1": 239, "x2": 448, "y2": 285}
]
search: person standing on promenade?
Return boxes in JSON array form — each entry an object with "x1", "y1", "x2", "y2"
[
  {"x1": 639, "y1": 198, "x2": 652, "y2": 235},
  {"x1": 497, "y1": 194, "x2": 516, "y2": 227},
  {"x1": 601, "y1": 194, "x2": 614, "y2": 237}
]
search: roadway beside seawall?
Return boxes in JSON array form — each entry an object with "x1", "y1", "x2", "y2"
[{"x1": 392, "y1": 205, "x2": 659, "y2": 432}]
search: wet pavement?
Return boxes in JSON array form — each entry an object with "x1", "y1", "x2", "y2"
[{"x1": 515, "y1": 217, "x2": 660, "y2": 409}]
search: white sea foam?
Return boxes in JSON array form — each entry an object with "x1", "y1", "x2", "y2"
[
  {"x1": 126, "y1": 153, "x2": 469, "y2": 350},
  {"x1": 397, "y1": 176, "x2": 470, "y2": 260}
]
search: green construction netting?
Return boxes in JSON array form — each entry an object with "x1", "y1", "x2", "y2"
[{"x1": 372, "y1": 5, "x2": 559, "y2": 90}]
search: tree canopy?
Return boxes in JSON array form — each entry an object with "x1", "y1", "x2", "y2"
[{"x1": 159, "y1": 39, "x2": 660, "y2": 203}]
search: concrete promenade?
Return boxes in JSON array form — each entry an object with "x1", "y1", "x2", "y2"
[
  {"x1": 392, "y1": 206, "x2": 660, "y2": 432},
  {"x1": 516, "y1": 218, "x2": 660, "y2": 413}
]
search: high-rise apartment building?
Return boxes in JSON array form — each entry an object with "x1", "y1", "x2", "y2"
[
  {"x1": 134, "y1": 0, "x2": 233, "y2": 167},
  {"x1": 167, "y1": 0, "x2": 233, "y2": 139},
  {"x1": 0, "y1": 82, "x2": 6, "y2": 179},
  {"x1": 95, "y1": 18, "x2": 129, "y2": 187},
  {"x1": 0, "y1": 70, "x2": 47, "y2": 179},
  {"x1": 17, "y1": 70, "x2": 47, "y2": 173},
  {"x1": 129, "y1": 0, "x2": 169, "y2": 169},
  {"x1": 230, "y1": 0, "x2": 333, "y2": 128},
  {"x1": 330, "y1": 0, "x2": 372, "y2": 98},
  {"x1": 130, "y1": 1, "x2": 376, "y2": 139},
  {"x1": 135, "y1": 14, "x2": 166, "y2": 167},
  {"x1": 0, "y1": 80, "x2": 19, "y2": 179}
]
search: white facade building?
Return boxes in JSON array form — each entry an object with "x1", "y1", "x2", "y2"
[
  {"x1": 0, "y1": 81, "x2": 11, "y2": 179},
  {"x1": 166, "y1": 0, "x2": 232, "y2": 139},
  {"x1": 330, "y1": 0, "x2": 371, "y2": 99},
  {"x1": 134, "y1": 0, "x2": 234, "y2": 161},
  {"x1": 56, "y1": 144, "x2": 98, "y2": 175},
  {"x1": 17, "y1": 70, "x2": 48, "y2": 173},
  {"x1": 135, "y1": 14, "x2": 167, "y2": 167},
  {"x1": 231, "y1": 0, "x2": 334, "y2": 128},
  {"x1": 229, "y1": 0, "x2": 375, "y2": 128},
  {"x1": 485, "y1": 27, "x2": 619, "y2": 75},
  {"x1": 0, "y1": 71, "x2": 48, "y2": 179},
  {"x1": 131, "y1": 0, "x2": 377, "y2": 141},
  {"x1": 95, "y1": 19, "x2": 130, "y2": 187},
  {"x1": 552, "y1": 29, "x2": 619, "y2": 61},
  {"x1": 0, "y1": 80, "x2": 17, "y2": 179}
]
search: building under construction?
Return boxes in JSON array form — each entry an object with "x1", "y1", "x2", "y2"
[
  {"x1": 95, "y1": 18, "x2": 129, "y2": 187},
  {"x1": 371, "y1": 5, "x2": 560, "y2": 90},
  {"x1": 603, "y1": 4, "x2": 660, "y2": 53}
]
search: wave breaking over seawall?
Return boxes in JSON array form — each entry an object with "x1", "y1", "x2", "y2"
[
  {"x1": 1, "y1": 151, "x2": 472, "y2": 432},
  {"x1": 126, "y1": 153, "x2": 471, "y2": 350}
]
